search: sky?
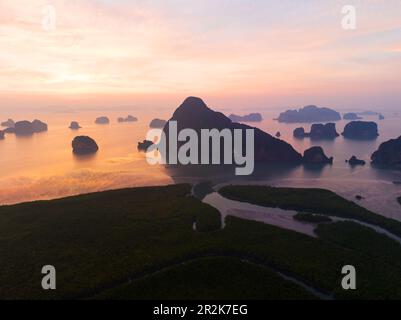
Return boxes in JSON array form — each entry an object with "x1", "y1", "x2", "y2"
[{"x1": 0, "y1": 0, "x2": 401, "y2": 110}]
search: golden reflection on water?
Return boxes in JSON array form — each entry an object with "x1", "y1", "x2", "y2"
[{"x1": 0, "y1": 110, "x2": 173, "y2": 204}]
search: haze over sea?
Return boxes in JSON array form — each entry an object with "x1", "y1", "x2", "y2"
[{"x1": 1, "y1": 102, "x2": 400, "y2": 220}]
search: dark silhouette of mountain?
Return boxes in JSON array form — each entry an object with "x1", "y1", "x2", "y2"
[
  {"x1": 303, "y1": 146, "x2": 333, "y2": 165},
  {"x1": 72, "y1": 136, "x2": 99, "y2": 155},
  {"x1": 342, "y1": 121, "x2": 379, "y2": 140},
  {"x1": 229, "y1": 113, "x2": 263, "y2": 122},
  {"x1": 371, "y1": 136, "x2": 401, "y2": 168},
  {"x1": 277, "y1": 105, "x2": 341, "y2": 123},
  {"x1": 343, "y1": 113, "x2": 362, "y2": 120},
  {"x1": 162, "y1": 97, "x2": 303, "y2": 164}
]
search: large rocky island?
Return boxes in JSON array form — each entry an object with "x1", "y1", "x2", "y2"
[
  {"x1": 162, "y1": 97, "x2": 303, "y2": 164},
  {"x1": 342, "y1": 121, "x2": 379, "y2": 139},
  {"x1": 277, "y1": 105, "x2": 341, "y2": 123},
  {"x1": 371, "y1": 136, "x2": 401, "y2": 168}
]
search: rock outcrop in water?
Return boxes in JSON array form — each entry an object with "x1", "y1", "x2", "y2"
[
  {"x1": 293, "y1": 123, "x2": 339, "y2": 139},
  {"x1": 126, "y1": 115, "x2": 137, "y2": 122},
  {"x1": 379, "y1": 114, "x2": 385, "y2": 120},
  {"x1": 346, "y1": 156, "x2": 366, "y2": 166},
  {"x1": 3, "y1": 127, "x2": 15, "y2": 133},
  {"x1": 371, "y1": 136, "x2": 401, "y2": 168},
  {"x1": 95, "y1": 117, "x2": 110, "y2": 125},
  {"x1": 342, "y1": 121, "x2": 379, "y2": 139},
  {"x1": 303, "y1": 146, "x2": 333, "y2": 165},
  {"x1": 1, "y1": 119, "x2": 14, "y2": 128},
  {"x1": 277, "y1": 105, "x2": 341, "y2": 123},
  {"x1": 72, "y1": 136, "x2": 99, "y2": 155},
  {"x1": 343, "y1": 113, "x2": 362, "y2": 120},
  {"x1": 310, "y1": 123, "x2": 339, "y2": 139},
  {"x1": 0, "y1": 130, "x2": 4, "y2": 140},
  {"x1": 118, "y1": 115, "x2": 138, "y2": 123},
  {"x1": 69, "y1": 121, "x2": 81, "y2": 130},
  {"x1": 11, "y1": 119, "x2": 48, "y2": 135},
  {"x1": 229, "y1": 113, "x2": 263, "y2": 122},
  {"x1": 293, "y1": 127, "x2": 306, "y2": 139},
  {"x1": 137, "y1": 140, "x2": 154, "y2": 152},
  {"x1": 32, "y1": 119, "x2": 48, "y2": 133},
  {"x1": 150, "y1": 118, "x2": 167, "y2": 128},
  {"x1": 14, "y1": 121, "x2": 34, "y2": 135},
  {"x1": 162, "y1": 97, "x2": 303, "y2": 164}
]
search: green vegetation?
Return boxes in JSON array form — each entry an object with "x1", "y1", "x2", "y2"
[
  {"x1": 219, "y1": 185, "x2": 401, "y2": 238},
  {"x1": 316, "y1": 221, "x2": 401, "y2": 299},
  {"x1": 192, "y1": 181, "x2": 214, "y2": 200},
  {"x1": 95, "y1": 257, "x2": 316, "y2": 300},
  {"x1": 294, "y1": 213, "x2": 332, "y2": 223},
  {"x1": 2, "y1": 184, "x2": 401, "y2": 300},
  {"x1": 316, "y1": 221, "x2": 401, "y2": 269}
]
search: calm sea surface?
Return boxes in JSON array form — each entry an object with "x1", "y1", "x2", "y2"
[{"x1": 1, "y1": 106, "x2": 400, "y2": 220}]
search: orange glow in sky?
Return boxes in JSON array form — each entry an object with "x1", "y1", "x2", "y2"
[{"x1": 1, "y1": 0, "x2": 401, "y2": 109}]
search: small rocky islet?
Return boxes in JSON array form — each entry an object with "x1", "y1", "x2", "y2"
[
  {"x1": 137, "y1": 140, "x2": 154, "y2": 152},
  {"x1": 1, "y1": 119, "x2": 15, "y2": 128},
  {"x1": 118, "y1": 115, "x2": 138, "y2": 123},
  {"x1": 1, "y1": 119, "x2": 48, "y2": 136},
  {"x1": 346, "y1": 156, "x2": 366, "y2": 166},
  {"x1": 149, "y1": 118, "x2": 167, "y2": 128},
  {"x1": 69, "y1": 121, "x2": 81, "y2": 130},
  {"x1": 95, "y1": 116, "x2": 110, "y2": 125},
  {"x1": 293, "y1": 123, "x2": 339, "y2": 140},
  {"x1": 72, "y1": 136, "x2": 99, "y2": 155}
]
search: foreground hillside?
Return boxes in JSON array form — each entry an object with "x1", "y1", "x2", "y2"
[{"x1": 1, "y1": 184, "x2": 401, "y2": 299}]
